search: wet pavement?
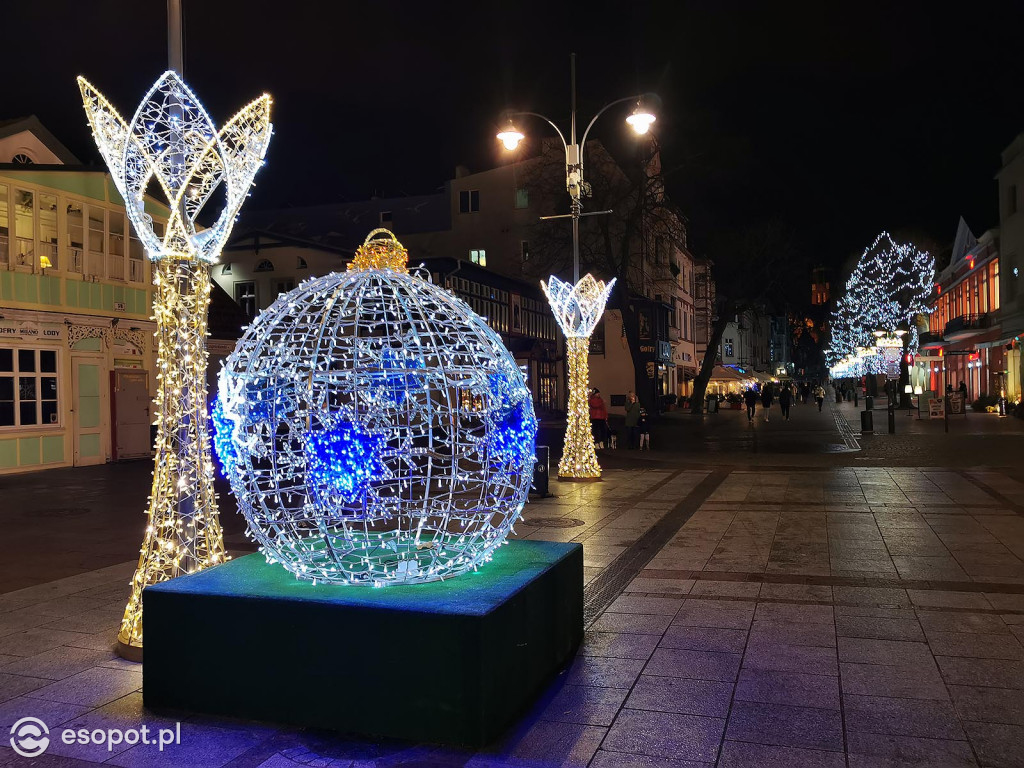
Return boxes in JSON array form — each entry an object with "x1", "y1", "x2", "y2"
[{"x1": 1, "y1": 390, "x2": 1024, "y2": 766}]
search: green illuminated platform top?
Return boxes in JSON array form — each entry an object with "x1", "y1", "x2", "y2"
[{"x1": 148, "y1": 539, "x2": 575, "y2": 616}]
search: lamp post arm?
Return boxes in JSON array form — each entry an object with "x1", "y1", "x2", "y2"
[
  {"x1": 578, "y1": 92, "x2": 659, "y2": 181},
  {"x1": 505, "y1": 111, "x2": 569, "y2": 154}
]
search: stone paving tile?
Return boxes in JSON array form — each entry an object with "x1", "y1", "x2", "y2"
[
  {"x1": 962, "y1": 721, "x2": 1024, "y2": 768},
  {"x1": 935, "y1": 656, "x2": 1024, "y2": 689},
  {"x1": 590, "y1": 613, "x2": 673, "y2": 636},
  {"x1": 837, "y1": 637, "x2": 935, "y2": 666},
  {"x1": 605, "y1": 596, "x2": 685, "y2": 616},
  {"x1": 717, "y1": 740, "x2": 845, "y2": 768},
  {"x1": 843, "y1": 694, "x2": 965, "y2": 739},
  {"x1": 589, "y1": 751, "x2": 710, "y2": 768},
  {"x1": 840, "y1": 663, "x2": 949, "y2": 700},
  {"x1": 845, "y1": 732, "x2": 977, "y2": 767},
  {"x1": 907, "y1": 590, "x2": 994, "y2": 609},
  {"x1": 563, "y1": 656, "x2": 646, "y2": 689},
  {"x1": 949, "y1": 685, "x2": 1024, "y2": 725},
  {"x1": 917, "y1": 611, "x2": 1010, "y2": 635},
  {"x1": 602, "y1": 709, "x2": 725, "y2": 763},
  {"x1": 22, "y1": 666, "x2": 141, "y2": 708},
  {"x1": 0, "y1": 646, "x2": 116, "y2": 681},
  {"x1": 104, "y1": 721, "x2": 272, "y2": 768},
  {"x1": 833, "y1": 586, "x2": 912, "y2": 606},
  {"x1": 927, "y1": 631, "x2": 1024, "y2": 660},
  {"x1": 724, "y1": 700, "x2": 843, "y2": 752},
  {"x1": 0, "y1": 672, "x2": 51, "y2": 703},
  {"x1": 624, "y1": 578, "x2": 695, "y2": 595},
  {"x1": 580, "y1": 632, "x2": 660, "y2": 661},
  {"x1": 658, "y1": 625, "x2": 748, "y2": 654},
  {"x1": 835, "y1": 614, "x2": 926, "y2": 642},
  {"x1": 747, "y1": 619, "x2": 836, "y2": 648},
  {"x1": 670, "y1": 604, "x2": 753, "y2": 631},
  {"x1": 643, "y1": 647, "x2": 741, "y2": 682},
  {"x1": 532, "y1": 683, "x2": 630, "y2": 727},
  {"x1": 734, "y1": 668, "x2": 840, "y2": 710},
  {"x1": 624, "y1": 675, "x2": 733, "y2": 718},
  {"x1": 688, "y1": 580, "x2": 761, "y2": 598},
  {"x1": 0, "y1": 695, "x2": 91, "y2": 732},
  {"x1": 758, "y1": 584, "x2": 833, "y2": 602},
  {"x1": 753, "y1": 602, "x2": 834, "y2": 624},
  {"x1": 742, "y1": 642, "x2": 838, "y2": 676}
]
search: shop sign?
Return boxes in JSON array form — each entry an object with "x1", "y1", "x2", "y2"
[
  {"x1": 0, "y1": 321, "x2": 65, "y2": 341},
  {"x1": 948, "y1": 393, "x2": 965, "y2": 414},
  {"x1": 928, "y1": 398, "x2": 945, "y2": 419}
]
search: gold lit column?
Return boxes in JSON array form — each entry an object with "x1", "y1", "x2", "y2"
[
  {"x1": 77, "y1": 72, "x2": 272, "y2": 659},
  {"x1": 541, "y1": 274, "x2": 616, "y2": 481}
]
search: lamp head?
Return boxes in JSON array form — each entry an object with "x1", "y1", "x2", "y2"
[
  {"x1": 497, "y1": 120, "x2": 524, "y2": 151},
  {"x1": 626, "y1": 101, "x2": 656, "y2": 135}
]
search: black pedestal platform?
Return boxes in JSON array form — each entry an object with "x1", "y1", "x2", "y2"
[{"x1": 143, "y1": 540, "x2": 583, "y2": 746}]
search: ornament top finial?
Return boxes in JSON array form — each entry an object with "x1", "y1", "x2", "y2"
[{"x1": 350, "y1": 228, "x2": 409, "y2": 273}]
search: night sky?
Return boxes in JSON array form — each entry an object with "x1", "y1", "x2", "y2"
[{"x1": 8, "y1": 1, "x2": 1024, "y2": 278}]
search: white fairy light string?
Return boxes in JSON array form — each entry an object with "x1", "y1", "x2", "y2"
[
  {"x1": 215, "y1": 230, "x2": 537, "y2": 585},
  {"x1": 78, "y1": 71, "x2": 272, "y2": 657},
  {"x1": 541, "y1": 274, "x2": 615, "y2": 480}
]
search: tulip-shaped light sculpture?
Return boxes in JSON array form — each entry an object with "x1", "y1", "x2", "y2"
[
  {"x1": 78, "y1": 71, "x2": 272, "y2": 659},
  {"x1": 542, "y1": 274, "x2": 616, "y2": 480}
]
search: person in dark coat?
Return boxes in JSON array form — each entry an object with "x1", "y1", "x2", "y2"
[
  {"x1": 743, "y1": 388, "x2": 758, "y2": 422},
  {"x1": 760, "y1": 383, "x2": 774, "y2": 422},
  {"x1": 778, "y1": 384, "x2": 792, "y2": 421}
]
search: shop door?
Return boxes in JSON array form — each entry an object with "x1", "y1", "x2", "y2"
[
  {"x1": 113, "y1": 370, "x2": 151, "y2": 460},
  {"x1": 73, "y1": 358, "x2": 105, "y2": 466}
]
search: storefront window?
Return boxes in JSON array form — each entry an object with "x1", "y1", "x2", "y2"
[{"x1": 0, "y1": 348, "x2": 58, "y2": 428}]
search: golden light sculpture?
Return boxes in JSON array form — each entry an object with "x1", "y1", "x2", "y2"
[
  {"x1": 78, "y1": 71, "x2": 272, "y2": 660},
  {"x1": 541, "y1": 274, "x2": 615, "y2": 480}
]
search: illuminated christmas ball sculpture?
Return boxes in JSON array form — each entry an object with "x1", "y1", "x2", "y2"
[{"x1": 215, "y1": 230, "x2": 537, "y2": 585}]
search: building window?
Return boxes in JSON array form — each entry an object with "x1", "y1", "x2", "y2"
[
  {"x1": 11, "y1": 154, "x2": 34, "y2": 165},
  {"x1": 108, "y1": 210, "x2": 125, "y2": 280},
  {"x1": 14, "y1": 189, "x2": 34, "y2": 268},
  {"x1": 274, "y1": 279, "x2": 295, "y2": 297},
  {"x1": 459, "y1": 190, "x2": 480, "y2": 213},
  {"x1": 86, "y1": 205, "x2": 105, "y2": 277},
  {"x1": 235, "y1": 281, "x2": 257, "y2": 320},
  {"x1": 297, "y1": 257, "x2": 308, "y2": 269},
  {"x1": 128, "y1": 219, "x2": 145, "y2": 281},
  {"x1": 221, "y1": 262, "x2": 233, "y2": 275},
  {"x1": 66, "y1": 200, "x2": 84, "y2": 273},
  {"x1": 0, "y1": 348, "x2": 59, "y2": 428},
  {"x1": 0, "y1": 184, "x2": 8, "y2": 266},
  {"x1": 521, "y1": 241, "x2": 530, "y2": 262},
  {"x1": 470, "y1": 249, "x2": 487, "y2": 267},
  {"x1": 515, "y1": 188, "x2": 529, "y2": 209},
  {"x1": 379, "y1": 210, "x2": 392, "y2": 225},
  {"x1": 37, "y1": 193, "x2": 58, "y2": 270},
  {"x1": 724, "y1": 339, "x2": 734, "y2": 358},
  {"x1": 254, "y1": 259, "x2": 274, "y2": 272}
]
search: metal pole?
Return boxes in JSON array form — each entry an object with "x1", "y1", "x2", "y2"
[
  {"x1": 168, "y1": 0, "x2": 183, "y2": 75},
  {"x1": 569, "y1": 53, "x2": 580, "y2": 285}
]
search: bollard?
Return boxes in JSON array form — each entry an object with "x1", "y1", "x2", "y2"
[
  {"x1": 854, "y1": 391, "x2": 859, "y2": 407},
  {"x1": 864, "y1": 395, "x2": 874, "y2": 411},
  {"x1": 861, "y1": 410, "x2": 874, "y2": 433},
  {"x1": 531, "y1": 446, "x2": 550, "y2": 497},
  {"x1": 888, "y1": 403, "x2": 895, "y2": 434}
]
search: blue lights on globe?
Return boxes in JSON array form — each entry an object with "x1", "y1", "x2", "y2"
[{"x1": 304, "y1": 421, "x2": 388, "y2": 508}]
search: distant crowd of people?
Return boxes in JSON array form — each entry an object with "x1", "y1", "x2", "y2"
[
  {"x1": 742, "y1": 381, "x2": 826, "y2": 423},
  {"x1": 588, "y1": 388, "x2": 650, "y2": 450}
]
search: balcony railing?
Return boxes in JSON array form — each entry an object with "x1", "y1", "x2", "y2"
[{"x1": 943, "y1": 313, "x2": 991, "y2": 339}]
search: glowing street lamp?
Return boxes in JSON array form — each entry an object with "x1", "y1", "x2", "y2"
[{"x1": 495, "y1": 53, "x2": 657, "y2": 480}]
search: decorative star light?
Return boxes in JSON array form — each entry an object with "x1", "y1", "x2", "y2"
[
  {"x1": 541, "y1": 274, "x2": 616, "y2": 338},
  {"x1": 78, "y1": 71, "x2": 272, "y2": 263}
]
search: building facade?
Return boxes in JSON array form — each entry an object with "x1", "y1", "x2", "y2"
[
  {"x1": 0, "y1": 121, "x2": 164, "y2": 473},
  {"x1": 996, "y1": 135, "x2": 1024, "y2": 403},
  {"x1": 916, "y1": 224, "x2": 1003, "y2": 400}
]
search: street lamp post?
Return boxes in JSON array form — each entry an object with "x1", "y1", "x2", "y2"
[{"x1": 497, "y1": 54, "x2": 656, "y2": 480}]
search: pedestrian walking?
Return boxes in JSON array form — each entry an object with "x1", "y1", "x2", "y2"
[
  {"x1": 814, "y1": 383, "x2": 825, "y2": 412},
  {"x1": 743, "y1": 387, "x2": 758, "y2": 422},
  {"x1": 624, "y1": 392, "x2": 641, "y2": 448},
  {"x1": 779, "y1": 383, "x2": 792, "y2": 420},
  {"x1": 638, "y1": 407, "x2": 650, "y2": 450},
  {"x1": 761, "y1": 383, "x2": 774, "y2": 422},
  {"x1": 589, "y1": 388, "x2": 608, "y2": 447},
  {"x1": 801, "y1": 382, "x2": 811, "y2": 404}
]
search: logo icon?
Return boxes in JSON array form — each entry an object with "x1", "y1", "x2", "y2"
[{"x1": 10, "y1": 717, "x2": 49, "y2": 757}]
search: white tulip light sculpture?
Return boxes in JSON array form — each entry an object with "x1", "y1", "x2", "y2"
[
  {"x1": 78, "y1": 71, "x2": 272, "y2": 658},
  {"x1": 541, "y1": 274, "x2": 616, "y2": 480}
]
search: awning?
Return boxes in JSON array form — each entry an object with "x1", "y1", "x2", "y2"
[{"x1": 708, "y1": 365, "x2": 752, "y2": 382}]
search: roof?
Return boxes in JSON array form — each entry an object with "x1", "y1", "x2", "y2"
[{"x1": 0, "y1": 115, "x2": 81, "y2": 164}]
